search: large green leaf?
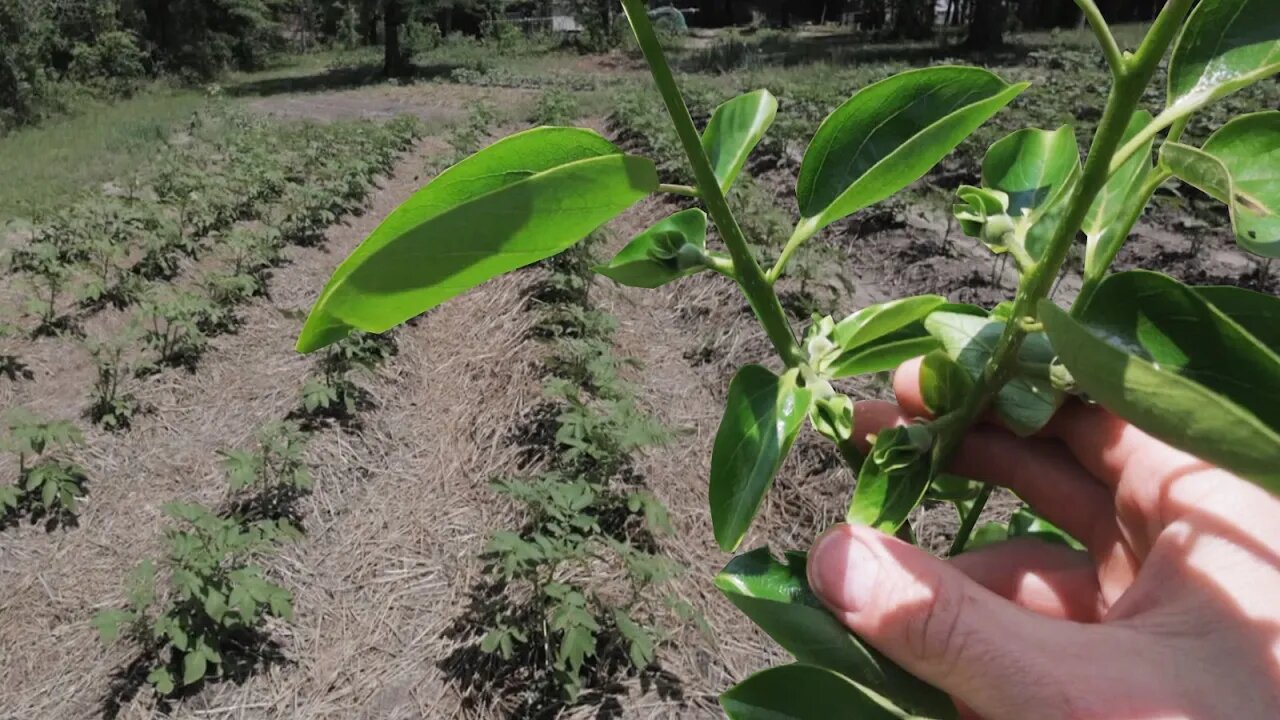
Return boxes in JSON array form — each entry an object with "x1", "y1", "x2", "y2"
[
  {"x1": 1196, "y1": 285, "x2": 1280, "y2": 352},
  {"x1": 1039, "y1": 271, "x2": 1280, "y2": 489},
  {"x1": 827, "y1": 324, "x2": 940, "y2": 379},
  {"x1": 710, "y1": 366, "x2": 813, "y2": 552},
  {"x1": 1167, "y1": 0, "x2": 1280, "y2": 117},
  {"x1": 721, "y1": 664, "x2": 914, "y2": 720},
  {"x1": 848, "y1": 425, "x2": 934, "y2": 533},
  {"x1": 702, "y1": 90, "x2": 778, "y2": 193},
  {"x1": 594, "y1": 209, "x2": 709, "y2": 288},
  {"x1": 981, "y1": 125, "x2": 1081, "y2": 260},
  {"x1": 1085, "y1": 110, "x2": 1155, "y2": 277},
  {"x1": 925, "y1": 311, "x2": 1064, "y2": 435},
  {"x1": 716, "y1": 549, "x2": 956, "y2": 719},
  {"x1": 1200, "y1": 112, "x2": 1280, "y2": 257},
  {"x1": 797, "y1": 67, "x2": 1027, "y2": 233},
  {"x1": 296, "y1": 127, "x2": 658, "y2": 352}
]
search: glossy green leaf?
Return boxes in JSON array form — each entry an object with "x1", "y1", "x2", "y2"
[
  {"x1": 919, "y1": 350, "x2": 974, "y2": 416},
  {"x1": 1199, "y1": 112, "x2": 1280, "y2": 257},
  {"x1": 827, "y1": 324, "x2": 939, "y2": 379},
  {"x1": 594, "y1": 209, "x2": 709, "y2": 288},
  {"x1": 798, "y1": 67, "x2": 1027, "y2": 233},
  {"x1": 1167, "y1": 0, "x2": 1280, "y2": 117},
  {"x1": 297, "y1": 127, "x2": 658, "y2": 352},
  {"x1": 848, "y1": 424, "x2": 934, "y2": 532},
  {"x1": 702, "y1": 90, "x2": 778, "y2": 193},
  {"x1": 966, "y1": 522, "x2": 1009, "y2": 551},
  {"x1": 981, "y1": 126, "x2": 1081, "y2": 260},
  {"x1": 715, "y1": 548, "x2": 957, "y2": 719},
  {"x1": 926, "y1": 473, "x2": 980, "y2": 502},
  {"x1": 1196, "y1": 285, "x2": 1280, "y2": 352},
  {"x1": 721, "y1": 664, "x2": 913, "y2": 720},
  {"x1": 1039, "y1": 272, "x2": 1280, "y2": 489},
  {"x1": 710, "y1": 366, "x2": 813, "y2": 552},
  {"x1": 925, "y1": 312, "x2": 1064, "y2": 435},
  {"x1": 983, "y1": 126, "x2": 1080, "y2": 218},
  {"x1": 832, "y1": 295, "x2": 947, "y2": 350},
  {"x1": 1085, "y1": 110, "x2": 1154, "y2": 277}
]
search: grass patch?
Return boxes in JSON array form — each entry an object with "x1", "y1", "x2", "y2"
[{"x1": 0, "y1": 88, "x2": 207, "y2": 222}]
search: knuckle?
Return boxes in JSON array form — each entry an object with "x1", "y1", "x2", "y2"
[{"x1": 900, "y1": 575, "x2": 969, "y2": 675}]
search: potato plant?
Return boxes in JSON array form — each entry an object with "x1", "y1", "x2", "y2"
[
  {"x1": 471, "y1": 243, "x2": 676, "y2": 704},
  {"x1": 221, "y1": 420, "x2": 312, "y2": 524},
  {"x1": 138, "y1": 291, "x2": 211, "y2": 373},
  {"x1": 93, "y1": 503, "x2": 297, "y2": 696},
  {"x1": 86, "y1": 331, "x2": 144, "y2": 431},
  {"x1": 294, "y1": 1, "x2": 1280, "y2": 714},
  {"x1": 1, "y1": 409, "x2": 88, "y2": 524},
  {"x1": 300, "y1": 330, "x2": 397, "y2": 421}
]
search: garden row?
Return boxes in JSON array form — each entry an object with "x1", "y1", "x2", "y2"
[
  {"x1": 0, "y1": 107, "x2": 423, "y2": 705},
  {"x1": 445, "y1": 236, "x2": 686, "y2": 715}
]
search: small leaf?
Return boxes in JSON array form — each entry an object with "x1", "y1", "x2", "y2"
[
  {"x1": 715, "y1": 548, "x2": 956, "y2": 719},
  {"x1": 919, "y1": 351, "x2": 973, "y2": 416},
  {"x1": 798, "y1": 67, "x2": 1027, "y2": 232},
  {"x1": 1039, "y1": 272, "x2": 1280, "y2": 489},
  {"x1": 702, "y1": 89, "x2": 778, "y2": 193},
  {"x1": 148, "y1": 667, "x2": 175, "y2": 695},
  {"x1": 1167, "y1": 0, "x2": 1280, "y2": 117},
  {"x1": 721, "y1": 663, "x2": 916, "y2": 720},
  {"x1": 297, "y1": 127, "x2": 658, "y2": 352},
  {"x1": 925, "y1": 312, "x2": 1064, "y2": 435},
  {"x1": 966, "y1": 522, "x2": 1009, "y2": 551},
  {"x1": 613, "y1": 609, "x2": 656, "y2": 668},
  {"x1": 710, "y1": 366, "x2": 813, "y2": 552},
  {"x1": 1085, "y1": 110, "x2": 1154, "y2": 277},
  {"x1": 182, "y1": 650, "x2": 207, "y2": 686},
  {"x1": 594, "y1": 209, "x2": 709, "y2": 288},
  {"x1": 826, "y1": 324, "x2": 939, "y2": 379},
  {"x1": 1198, "y1": 112, "x2": 1280, "y2": 257},
  {"x1": 848, "y1": 425, "x2": 935, "y2": 532}
]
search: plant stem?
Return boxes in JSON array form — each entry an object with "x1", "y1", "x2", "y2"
[
  {"x1": 621, "y1": 0, "x2": 805, "y2": 367},
  {"x1": 767, "y1": 217, "x2": 821, "y2": 284},
  {"x1": 947, "y1": 484, "x2": 993, "y2": 556},
  {"x1": 658, "y1": 183, "x2": 699, "y2": 198},
  {"x1": 1073, "y1": 0, "x2": 1125, "y2": 77},
  {"x1": 944, "y1": 0, "x2": 1194, "y2": 557}
]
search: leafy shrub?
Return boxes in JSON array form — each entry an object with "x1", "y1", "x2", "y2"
[
  {"x1": 67, "y1": 30, "x2": 147, "y2": 96},
  {"x1": 1, "y1": 409, "x2": 88, "y2": 524},
  {"x1": 93, "y1": 503, "x2": 296, "y2": 696}
]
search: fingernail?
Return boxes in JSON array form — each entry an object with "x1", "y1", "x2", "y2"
[{"x1": 809, "y1": 526, "x2": 879, "y2": 614}]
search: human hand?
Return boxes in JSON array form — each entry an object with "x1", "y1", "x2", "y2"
[{"x1": 807, "y1": 358, "x2": 1280, "y2": 720}]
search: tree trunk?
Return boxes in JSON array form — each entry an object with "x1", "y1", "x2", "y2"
[
  {"x1": 383, "y1": 0, "x2": 406, "y2": 77},
  {"x1": 964, "y1": 0, "x2": 1005, "y2": 49}
]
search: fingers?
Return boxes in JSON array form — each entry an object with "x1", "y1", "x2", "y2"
[
  {"x1": 892, "y1": 356, "x2": 930, "y2": 418},
  {"x1": 849, "y1": 400, "x2": 912, "y2": 453},
  {"x1": 949, "y1": 539, "x2": 1103, "y2": 622},
  {"x1": 809, "y1": 524, "x2": 1101, "y2": 719},
  {"x1": 949, "y1": 426, "x2": 1117, "y2": 556}
]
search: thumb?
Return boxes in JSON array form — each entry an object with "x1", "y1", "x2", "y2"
[{"x1": 808, "y1": 524, "x2": 1091, "y2": 719}]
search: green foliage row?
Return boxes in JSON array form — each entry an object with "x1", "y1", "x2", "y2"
[{"x1": 471, "y1": 239, "x2": 680, "y2": 706}]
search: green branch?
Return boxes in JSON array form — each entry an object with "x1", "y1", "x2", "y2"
[
  {"x1": 1073, "y1": 0, "x2": 1125, "y2": 78},
  {"x1": 621, "y1": 0, "x2": 804, "y2": 368}
]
